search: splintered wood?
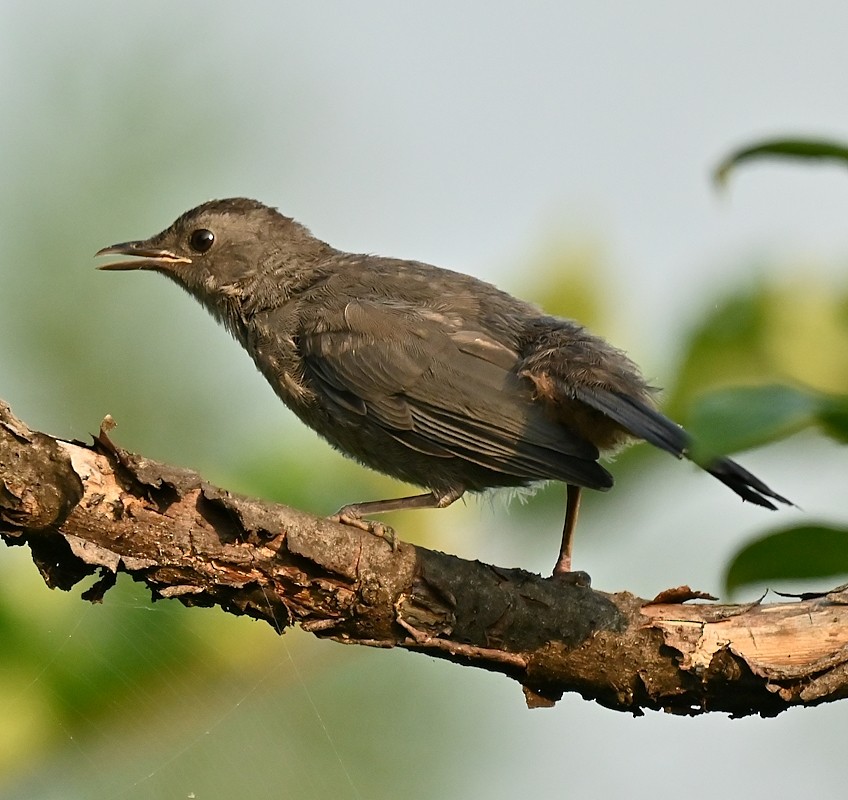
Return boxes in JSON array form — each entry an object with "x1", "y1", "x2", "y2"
[{"x1": 642, "y1": 597, "x2": 848, "y2": 701}]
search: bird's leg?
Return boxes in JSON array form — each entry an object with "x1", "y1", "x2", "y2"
[
  {"x1": 552, "y1": 484, "x2": 582, "y2": 578},
  {"x1": 331, "y1": 488, "x2": 464, "y2": 549}
]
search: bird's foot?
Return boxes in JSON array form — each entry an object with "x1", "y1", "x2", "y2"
[
  {"x1": 549, "y1": 569, "x2": 591, "y2": 588},
  {"x1": 329, "y1": 511, "x2": 398, "y2": 550}
]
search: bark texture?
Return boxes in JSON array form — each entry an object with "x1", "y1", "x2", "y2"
[{"x1": 1, "y1": 399, "x2": 846, "y2": 715}]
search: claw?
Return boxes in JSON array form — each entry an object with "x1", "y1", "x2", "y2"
[{"x1": 330, "y1": 512, "x2": 398, "y2": 550}]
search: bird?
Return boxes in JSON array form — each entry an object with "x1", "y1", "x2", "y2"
[{"x1": 96, "y1": 198, "x2": 790, "y2": 577}]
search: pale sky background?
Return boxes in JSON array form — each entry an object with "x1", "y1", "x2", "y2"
[{"x1": 2, "y1": 3, "x2": 848, "y2": 798}]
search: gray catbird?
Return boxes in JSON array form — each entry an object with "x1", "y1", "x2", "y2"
[{"x1": 97, "y1": 198, "x2": 789, "y2": 576}]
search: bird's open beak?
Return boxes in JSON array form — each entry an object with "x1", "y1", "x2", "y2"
[{"x1": 95, "y1": 241, "x2": 192, "y2": 271}]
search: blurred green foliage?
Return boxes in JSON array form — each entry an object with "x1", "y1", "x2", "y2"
[
  {"x1": 665, "y1": 280, "x2": 848, "y2": 418},
  {"x1": 641, "y1": 271, "x2": 848, "y2": 596},
  {"x1": 669, "y1": 280, "x2": 848, "y2": 597},
  {"x1": 686, "y1": 136, "x2": 848, "y2": 596}
]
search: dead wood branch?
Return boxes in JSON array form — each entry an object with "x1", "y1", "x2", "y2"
[{"x1": 2, "y1": 398, "x2": 846, "y2": 716}]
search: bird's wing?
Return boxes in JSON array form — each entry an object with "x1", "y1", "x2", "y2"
[{"x1": 300, "y1": 300, "x2": 612, "y2": 489}]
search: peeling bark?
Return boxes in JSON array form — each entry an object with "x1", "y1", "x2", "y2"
[{"x1": 1, "y1": 398, "x2": 846, "y2": 716}]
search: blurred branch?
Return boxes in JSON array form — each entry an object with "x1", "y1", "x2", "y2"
[{"x1": 2, "y1": 398, "x2": 848, "y2": 717}]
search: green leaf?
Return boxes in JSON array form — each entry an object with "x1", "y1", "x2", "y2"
[
  {"x1": 725, "y1": 525, "x2": 848, "y2": 595},
  {"x1": 715, "y1": 138, "x2": 848, "y2": 186},
  {"x1": 688, "y1": 384, "x2": 814, "y2": 456},
  {"x1": 819, "y1": 394, "x2": 848, "y2": 443},
  {"x1": 687, "y1": 384, "x2": 848, "y2": 457}
]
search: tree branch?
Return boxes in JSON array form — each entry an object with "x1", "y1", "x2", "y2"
[{"x1": 1, "y1": 398, "x2": 846, "y2": 716}]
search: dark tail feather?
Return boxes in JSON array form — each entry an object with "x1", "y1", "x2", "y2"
[
  {"x1": 571, "y1": 385, "x2": 792, "y2": 509},
  {"x1": 705, "y1": 457, "x2": 790, "y2": 509},
  {"x1": 571, "y1": 387, "x2": 688, "y2": 457}
]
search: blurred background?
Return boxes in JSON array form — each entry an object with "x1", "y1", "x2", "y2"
[{"x1": 2, "y1": 2, "x2": 847, "y2": 798}]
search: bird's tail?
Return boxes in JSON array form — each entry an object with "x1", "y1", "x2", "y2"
[{"x1": 571, "y1": 385, "x2": 791, "y2": 510}]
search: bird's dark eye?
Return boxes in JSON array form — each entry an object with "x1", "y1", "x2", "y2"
[{"x1": 189, "y1": 229, "x2": 215, "y2": 253}]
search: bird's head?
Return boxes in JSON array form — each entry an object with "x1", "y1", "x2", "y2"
[{"x1": 96, "y1": 198, "x2": 329, "y2": 310}]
